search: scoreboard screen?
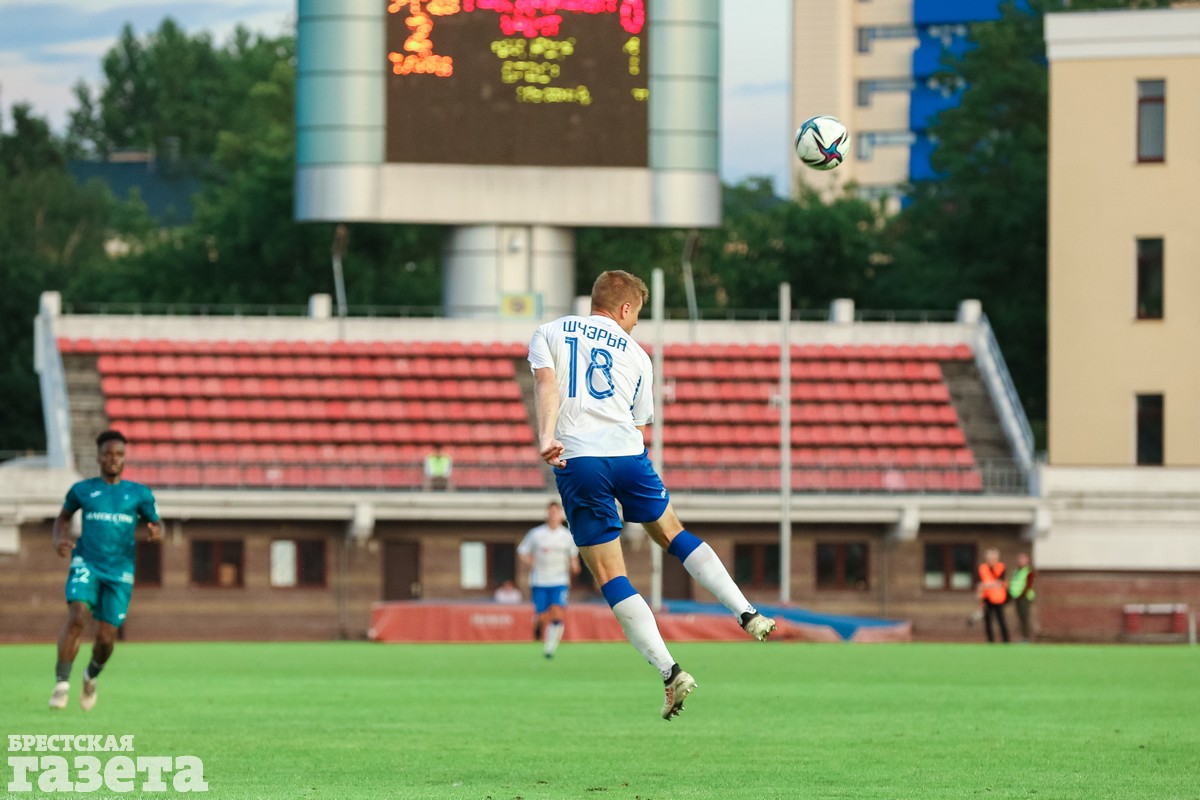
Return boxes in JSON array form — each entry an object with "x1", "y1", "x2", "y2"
[{"x1": 385, "y1": 0, "x2": 649, "y2": 168}]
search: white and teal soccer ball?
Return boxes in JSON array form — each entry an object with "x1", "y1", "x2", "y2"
[{"x1": 794, "y1": 115, "x2": 850, "y2": 171}]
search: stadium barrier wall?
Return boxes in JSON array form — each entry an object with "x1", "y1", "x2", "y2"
[{"x1": 368, "y1": 602, "x2": 912, "y2": 644}]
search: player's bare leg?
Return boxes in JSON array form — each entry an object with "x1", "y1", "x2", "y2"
[
  {"x1": 50, "y1": 602, "x2": 90, "y2": 709},
  {"x1": 644, "y1": 505, "x2": 776, "y2": 641},
  {"x1": 580, "y1": 539, "x2": 693, "y2": 718},
  {"x1": 80, "y1": 621, "x2": 118, "y2": 711}
]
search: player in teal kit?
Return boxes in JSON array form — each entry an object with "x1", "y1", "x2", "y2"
[{"x1": 49, "y1": 430, "x2": 161, "y2": 711}]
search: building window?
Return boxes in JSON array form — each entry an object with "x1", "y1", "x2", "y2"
[
  {"x1": 856, "y1": 130, "x2": 915, "y2": 161},
  {"x1": 857, "y1": 78, "x2": 915, "y2": 107},
  {"x1": 135, "y1": 540, "x2": 162, "y2": 587},
  {"x1": 489, "y1": 542, "x2": 516, "y2": 588},
  {"x1": 270, "y1": 539, "x2": 326, "y2": 587},
  {"x1": 1136, "y1": 238, "x2": 1163, "y2": 320},
  {"x1": 923, "y1": 543, "x2": 975, "y2": 590},
  {"x1": 191, "y1": 540, "x2": 244, "y2": 587},
  {"x1": 857, "y1": 25, "x2": 916, "y2": 53},
  {"x1": 1136, "y1": 394, "x2": 1164, "y2": 466},
  {"x1": 927, "y1": 24, "x2": 969, "y2": 45},
  {"x1": 734, "y1": 543, "x2": 780, "y2": 588},
  {"x1": 1137, "y1": 79, "x2": 1165, "y2": 163},
  {"x1": 460, "y1": 541, "x2": 516, "y2": 590},
  {"x1": 816, "y1": 542, "x2": 869, "y2": 590}
]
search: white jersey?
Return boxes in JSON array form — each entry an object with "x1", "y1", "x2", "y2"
[
  {"x1": 528, "y1": 314, "x2": 654, "y2": 458},
  {"x1": 517, "y1": 524, "x2": 579, "y2": 587}
]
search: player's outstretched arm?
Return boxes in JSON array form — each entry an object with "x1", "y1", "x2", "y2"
[{"x1": 533, "y1": 367, "x2": 565, "y2": 467}]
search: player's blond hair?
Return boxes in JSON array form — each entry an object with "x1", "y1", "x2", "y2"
[{"x1": 590, "y1": 270, "x2": 649, "y2": 316}]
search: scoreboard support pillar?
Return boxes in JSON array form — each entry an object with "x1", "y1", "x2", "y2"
[{"x1": 443, "y1": 225, "x2": 575, "y2": 320}]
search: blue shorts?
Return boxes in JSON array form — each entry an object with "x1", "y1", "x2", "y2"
[
  {"x1": 553, "y1": 451, "x2": 670, "y2": 547},
  {"x1": 65, "y1": 557, "x2": 133, "y2": 627},
  {"x1": 531, "y1": 585, "x2": 569, "y2": 614}
]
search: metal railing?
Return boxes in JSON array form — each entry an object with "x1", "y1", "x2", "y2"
[
  {"x1": 59, "y1": 301, "x2": 966, "y2": 325},
  {"x1": 973, "y1": 314, "x2": 1036, "y2": 485},
  {"x1": 63, "y1": 302, "x2": 312, "y2": 317}
]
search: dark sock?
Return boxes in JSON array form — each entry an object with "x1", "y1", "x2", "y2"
[
  {"x1": 55, "y1": 661, "x2": 73, "y2": 683},
  {"x1": 84, "y1": 658, "x2": 105, "y2": 681},
  {"x1": 664, "y1": 663, "x2": 681, "y2": 685}
]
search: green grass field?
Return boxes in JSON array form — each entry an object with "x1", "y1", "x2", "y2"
[{"x1": 2, "y1": 641, "x2": 1197, "y2": 799}]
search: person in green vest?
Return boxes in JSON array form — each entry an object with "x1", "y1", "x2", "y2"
[
  {"x1": 424, "y1": 444, "x2": 453, "y2": 491},
  {"x1": 1009, "y1": 552, "x2": 1036, "y2": 642}
]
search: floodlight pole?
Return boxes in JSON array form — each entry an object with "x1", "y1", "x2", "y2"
[
  {"x1": 779, "y1": 283, "x2": 792, "y2": 604},
  {"x1": 650, "y1": 268, "x2": 665, "y2": 612},
  {"x1": 681, "y1": 229, "x2": 700, "y2": 338},
  {"x1": 331, "y1": 224, "x2": 349, "y2": 340}
]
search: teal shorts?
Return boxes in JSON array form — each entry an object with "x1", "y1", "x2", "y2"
[{"x1": 65, "y1": 557, "x2": 133, "y2": 627}]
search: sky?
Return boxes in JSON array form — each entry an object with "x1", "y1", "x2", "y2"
[{"x1": 0, "y1": 0, "x2": 792, "y2": 193}]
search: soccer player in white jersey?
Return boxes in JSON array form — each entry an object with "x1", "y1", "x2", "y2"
[
  {"x1": 528, "y1": 269, "x2": 776, "y2": 720},
  {"x1": 517, "y1": 500, "x2": 580, "y2": 659}
]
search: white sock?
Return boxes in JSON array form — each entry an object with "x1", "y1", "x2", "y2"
[
  {"x1": 610, "y1": 594, "x2": 676, "y2": 680},
  {"x1": 544, "y1": 621, "x2": 564, "y2": 657},
  {"x1": 681, "y1": 542, "x2": 755, "y2": 618}
]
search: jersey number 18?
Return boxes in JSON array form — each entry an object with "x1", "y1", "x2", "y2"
[{"x1": 565, "y1": 336, "x2": 615, "y2": 399}]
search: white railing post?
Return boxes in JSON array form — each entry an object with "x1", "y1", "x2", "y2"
[
  {"x1": 779, "y1": 283, "x2": 792, "y2": 604},
  {"x1": 34, "y1": 292, "x2": 74, "y2": 471},
  {"x1": 650, "y1": 268, "x2": 665, "y2": 612}
]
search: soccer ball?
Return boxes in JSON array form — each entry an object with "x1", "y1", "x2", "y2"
[{"x1": 794, "y1": 115, "x2": 850, "y2": 171}]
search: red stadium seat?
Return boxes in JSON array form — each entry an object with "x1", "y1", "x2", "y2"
[{"x1": 84, "y1": 336, "x2": 983, "y2": 493}]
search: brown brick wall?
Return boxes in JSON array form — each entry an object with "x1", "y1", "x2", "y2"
[
  {"x1": 1, "y1": 519, "x2": 378, "y2": 642},
  {"x1": 375, "y1": 520, "x2": 533, "y2": 600},
  {"x1": 13, "y1": 516, "x2": 1181, "y2": 643},
  {"x1": 676, "y1": 522, "x2": 1028, "y2": 642},
  {"x1": 1036, "y1": 571, "x2": 1200, "y2": 642}
]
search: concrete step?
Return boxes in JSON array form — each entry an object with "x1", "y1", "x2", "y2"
[{"x1": 941, "y1": 360, "x2": 1020, "y2": 484}]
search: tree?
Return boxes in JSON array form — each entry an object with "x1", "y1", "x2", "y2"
[
  {"x1": 63, "y1": 29, "x2": 447, "y2": 311},
  {"x1": 575, "y1": 178, "x2": 889, "y2": 318},
  {"x1": 0, "y1": 104, "x2": 137, "y2": 450},
  {"x1": 690, "y1": 179, "x2": 887, "y2": 315},
  {"x1": 67, "y1": 20, "x2": 284, "y2": 160}
]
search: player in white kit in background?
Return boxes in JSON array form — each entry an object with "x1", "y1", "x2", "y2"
[
  {"x1": 517, "y1": 500, "x2": 580, "y2": 659},
  {"x1": 528, "y1": 270, "x2": 776, "y2": 720}
]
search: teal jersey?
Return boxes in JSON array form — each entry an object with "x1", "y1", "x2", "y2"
[{"x1": 62, "y1": 477, "x2": 159, "y2": 579}]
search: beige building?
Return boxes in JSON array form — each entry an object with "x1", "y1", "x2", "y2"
[
  {"x1": 1040, "y1": 7, "x2": 1200, "y2": 640},
  {"x1": 790, "y1": 0, "x2": 915, "y2": 198},
  {"x1": 1047, "y1": 7, "x2": 1200, "y2": 467}
]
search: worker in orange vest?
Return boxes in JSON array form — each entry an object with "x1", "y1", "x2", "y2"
[{"x1": 978, "y1": 548, "x2": 1010, "y2": 643}]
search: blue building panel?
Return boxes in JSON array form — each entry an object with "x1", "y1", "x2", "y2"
[
  {"x1": 913, "y1": 32, "x2": 973, "y2": 79},
  {"x1": 903, "y1": 0, "x2": 1027, "y2": 184},
  {"x1": 909, "y1": 85, "x2": 963, "y2": 133},
  {"x1": 909, "y1": 136, "x2": 939, "y2": 183},
  {"x1": 913, "y1": 0, "x2": 1006, "y2": 26}
]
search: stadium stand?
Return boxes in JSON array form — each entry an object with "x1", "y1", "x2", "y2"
[
  {"x1": 654, "y1": 342, "x2": 983, "y2": 493},
  {"x1": 60, "y1": 337, "x2": 546, "y2": 491},
  {"x1": 57, "y1": 337, "x2": 991, "y2": 494},
  {"x1": 0, "y1": 298, "x2": 1047, "y2": 643}
]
